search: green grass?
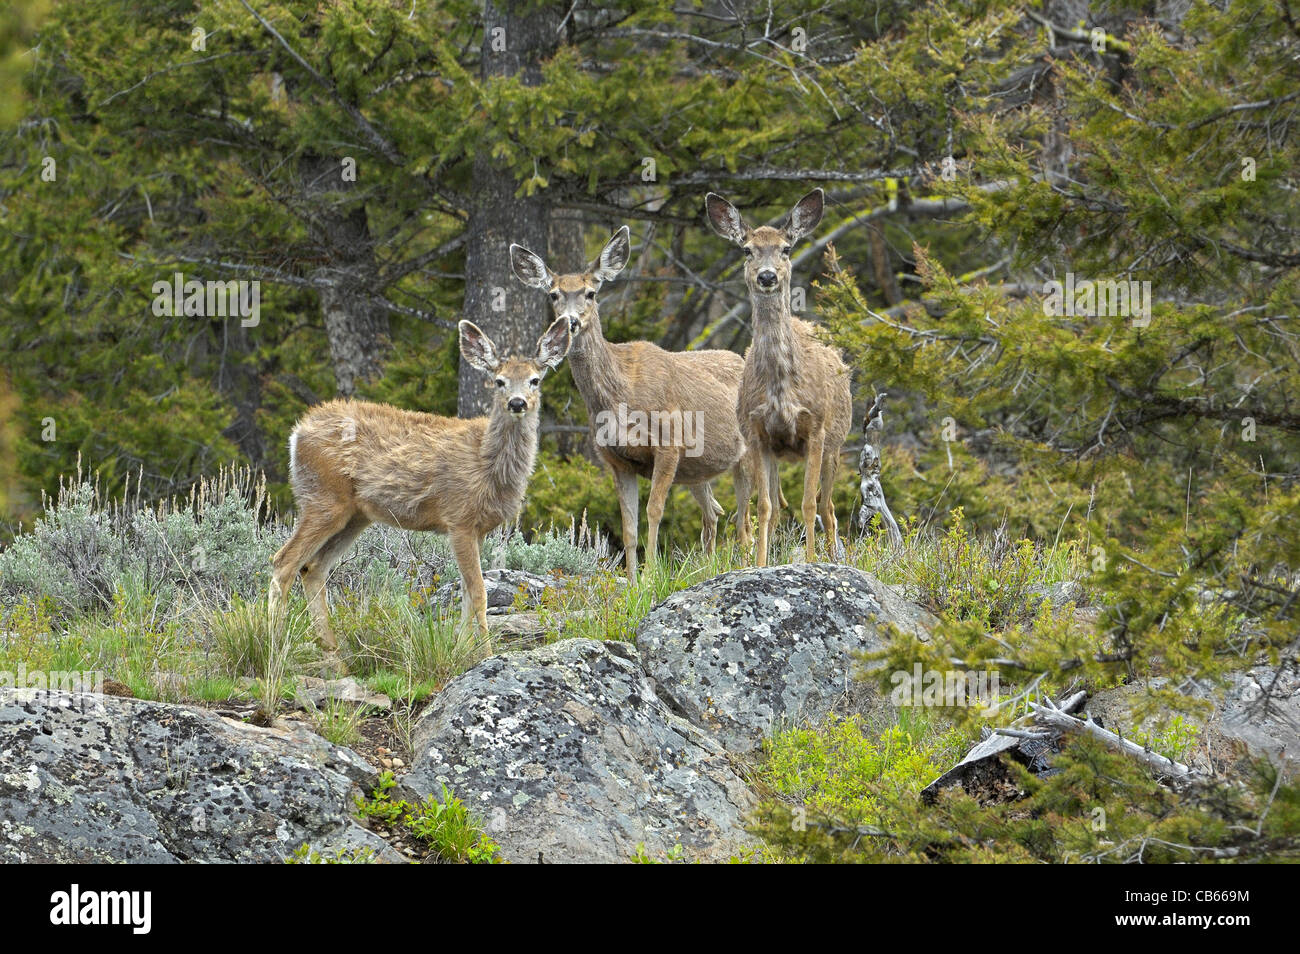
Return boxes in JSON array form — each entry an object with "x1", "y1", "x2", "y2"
[
  {"x1": 355, "y1": 772, "x2": 502, "y2": 864},
  {"x1": 1, "y1": 478, "x2": 1087, "y2": 742},
  {"x1": 759, "y1": 712, "x2": 972, "y2": 825}
]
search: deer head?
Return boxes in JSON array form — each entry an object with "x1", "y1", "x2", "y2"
[
  {"x1": 509, "y1": 226, "x2": 631, "y2": 342},
  {"x1": 458, "y1": 316, "x2": 572, "y2": 417},
  {"x1": 705, "y1": 189, "x2": 824, "y2": 302}
]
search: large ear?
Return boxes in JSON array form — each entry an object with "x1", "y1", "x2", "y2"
[
  {"x1": 459, "y1": 320, "x2": 501, "y2": 373},
  {"x1": 785, "y1": 188, "x2": 824, "y2": 242},
  {"x1": 534, "y1": 315, "x2": 572, "y2": 371},
  {"x1": 705, "y1": 193, "x2": 748, "y2": 245},
  {"x1": 510, "y1": 244, "x2": 553, "y2": 290},
  {"x1": 590, "y1": 225, "x2": 631, "y2": 285}
]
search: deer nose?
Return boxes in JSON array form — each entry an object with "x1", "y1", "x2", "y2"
[
  {"x1": 757, "y1": 269, "x2": 778, "y2": 288},
  {"x1": 508, "y1": 397, "x2": 527, "y2": 414}
]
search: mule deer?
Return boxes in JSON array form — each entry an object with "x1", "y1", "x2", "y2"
[
  {"x1": 510, "y1": 226, "x2": 761, "y2": 577},
  {"x1": 705, "y1": 188, "x2": 852, "y2": 566},
  {"x1": 268, "y1": 317, "x2": 572, "y2": 658}
]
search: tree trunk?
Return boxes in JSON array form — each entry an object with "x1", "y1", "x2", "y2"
[
  {"x1": 298, "y1": 153, "x2": 390, "y2": 398},
  {"x1": 459, "y1": 1, "x2": 564, "y2": 417}
]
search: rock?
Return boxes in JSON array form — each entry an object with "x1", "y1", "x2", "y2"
[
  {"x1": 0, "y1": 688, "x2": 402, "y2": 863},
  {"x1": 1088, "y1": 662, "x2": 1300, "y2": 779},
  {"x1": 1027, "y1": 580, "x2": 1085, "y2": 609},
  {"x1": 405, "y1": 638, "x2": 755, "y2": 864},
  {"x1": 488, "y1": 612, "x2": 546, "y2": 640},
  {"x1": 433, "y1": 569, "x2": 555, "y2": 615},
  {"x1": 635, "y1": 564, "x2": 936, "y2": 753},
  {"x1": 294, "y1": 676, "x2": 391, "y2": 712}
]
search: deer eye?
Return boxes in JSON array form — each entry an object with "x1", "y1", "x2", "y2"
[
  {"x1": 585, "y1": 290, "x2": 596, "y2": 300},
  {"x1": 495, "y1": 378, "x2": 506, "y2": 388},
  {"x1": 782, "y1": 246, "x2": 792, "y2": 256},
  {"x1": 743, "y1": 247, "x2": 754, "y2": 257},
  {"x1": 549, "y1": 291, "x2": 559, "y2": 301},
  {"x1": 529, "y1": 377, "x2": 540, "y2": 387}
]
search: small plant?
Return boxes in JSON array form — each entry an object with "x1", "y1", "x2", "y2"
[
  {"x1": 630, "y1": 842, "x2": 687, "y2": 864},
  {"x1": 305, "y1": 696, "x2": 372, "y2": 748},
  {"x1": 1133, "y1": 714, "x2": 1201, "y2": 763},
  {"x1": 355, "y1": 771, "x2": 502, "y2": 864},
  {"x1": 285, "y1": 844, "x2": 378, "y2": 864},
  {"x1": 760, "y1": 713, "x2": 971, "y2": 826}
]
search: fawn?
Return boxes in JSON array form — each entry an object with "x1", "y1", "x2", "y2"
[
  {"x1": 705, "y1": 188, "x2": 853, "y2": 566},
  {"x1": 510, "y1": 226, "x2": 761, "y2": 577},
  {"x1": 268, "y1": 317, "x2": 572, "y2": 659}
]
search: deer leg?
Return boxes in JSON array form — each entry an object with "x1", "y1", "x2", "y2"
[
  {"x1": 689, "y1": 483, "x2": 723, "y2": 555},
  {"x1": 754, "y1": 448, "x2": 773, "y2": 567},
  {"x1": 299, "y1": 514, "x2": 370, "y2": 656},
  {"x1": 450, "y1": 530, "x2": 490, "y2": 650},
  {"x1": 766, "y1": 455, "x2": 783, "y2": 544},
  {"x1": 613, "y1": 469, "x2": 641, "y2": 579},
  {"x1": 732, "y1": 447, "x2": 755, "y2": 550},
  {"x1": 645, "y1": 447, "x2": 682, "y2": 571},
  {"x1": 818, "y1": 450, "x2": 843, "y2": 561},
  {"x1": 270, "y1": 506, "x2": 352, "y2": 651},
  {"x1": 802, "y1": 429, "x2": 827, "y2": 563}
]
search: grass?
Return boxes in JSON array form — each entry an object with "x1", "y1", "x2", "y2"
[
  {"x1": 0, "y1": 464, "x2": 1086, "y2": 743},
  {"x1": 760, "y1": 711, "x2": 972, "y2": 823},
  {"x1": 304, "y1": 695, "x2": 374, "y2": 748},
  {"x1": 354, "y1": 771, "x2": 502, "y2": 864}
]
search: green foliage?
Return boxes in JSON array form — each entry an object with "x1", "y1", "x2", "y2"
[
  {"x1": 629, "y1": 843, "x2": 687, "y2": 864},
  {"x1": 753, "y1": 734, "x2": 1300, "y2": 863},
  {"x1": 1134, "y1": 715, "x2": 1201, "y2": 765},
  {"x1": 355, "y1": 772, "x2": 502, "y2": 864},
  {"x1": 332, "y1": 590, "x2": 481, "y2": 688},
  {"x1": 0, "y1": 471, "x2": 279, "y2": 614},
  {"x1": 285, "y1": 844, "x2": 378, "y2": 865},
  {"x1": 881, "y1": 509, "x2": 1080, "y2": 629},
  {"x1": 760, "y1": 714, "x2": 970, "y2": 829}
]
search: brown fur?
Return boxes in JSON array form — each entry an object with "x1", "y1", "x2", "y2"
[
  {"x1": 511, "y1": 228, "x2": 762, "y2": 576},
  {"x1": 706, "y1": 189, "x2": 853, "y2": 565},
  {"x1": 268, "y1": 318, "x2": 571, "y2": 656}
]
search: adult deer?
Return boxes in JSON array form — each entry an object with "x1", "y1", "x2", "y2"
[
  {"x1": 510, "y1": 226, "x2": 759, "y2": 577},
  {"x1": 705, "y1": 188, "x2": 852, "y2": 566},
  {"x1": 268, "y1": 317, "x2": 572, "y2": 660}
]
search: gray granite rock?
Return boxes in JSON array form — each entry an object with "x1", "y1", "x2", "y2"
[
  {"x1": 293, "y1": 676, "x2": 392, "y2": 712},
  {"x1": 0, "y1": 689, "x2": 400, "y2": 863},
  {"x1": 635, "y1": 563, "x2": 936, "y2": 752},
  {"x1": 405, "y1": 638, "x2": 755, "y2": 863},
  {"x1": 433, "y1": 568, "x2": 555, "y2": 615}
]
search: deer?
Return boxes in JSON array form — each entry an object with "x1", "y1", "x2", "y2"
[
  {"x1": 510, "y1": 226, "x2": 768, "y2": 578},
  {"x1": 705, "y1": 188, "x2": 853, "y2": 567},
  {"x1": 268, "y1": 317, "x2": 572, "y2": 663}
]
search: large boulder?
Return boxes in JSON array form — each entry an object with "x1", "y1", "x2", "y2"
[
  {"x1": 0, "y1": 689, "x2": 400, "y2": 863},
  {"x1": 635, "y1": 564, "x2": 935, "y2": 753},
  {"x1": 405, "y1": 638, "x2": 755, "y2": 863}
]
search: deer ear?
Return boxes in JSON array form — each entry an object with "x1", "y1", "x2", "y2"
[
  {"x1": 705, "y1": 193, "x2": 747, "y2": 245},
  {"x1": 590, "y1": 226, "x2": 630, "y2": 284},
  {"x1": 785, "y1": 188, "x2": 824, "y2": 242},
  {"x1": 535, "y1": 315, "x2": 572, "y2": 371},
  {"x1": 459, "y1": 320, "x2": 500, "y2": 373},
  {"x1": 510, "y1": 244, "x2": 552, "y2": 290}
]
